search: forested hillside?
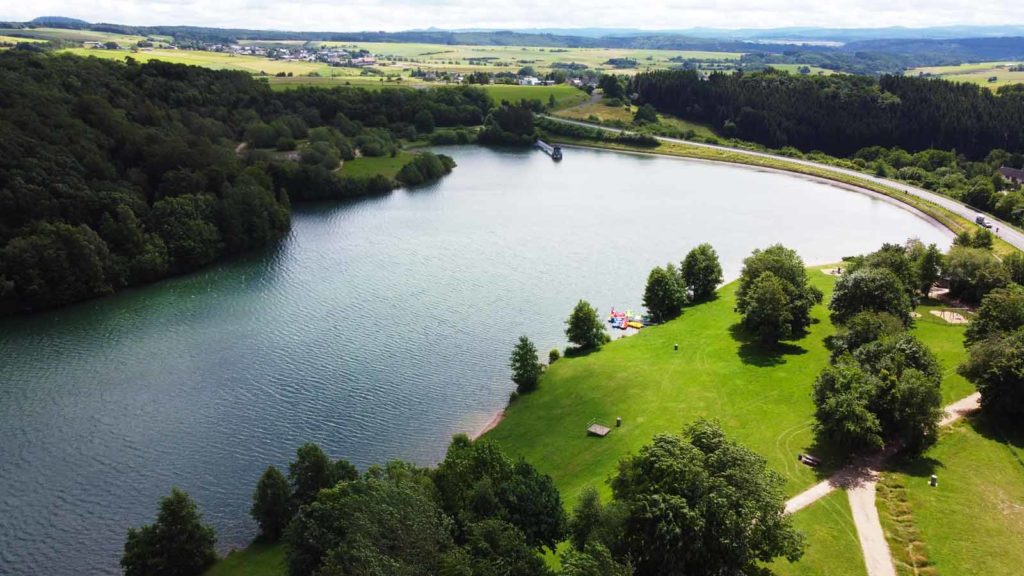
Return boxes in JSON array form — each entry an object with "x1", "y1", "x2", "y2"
[
  {"x1": 0, "y1": 51, "x2": 489, "y2": 313},
  {"x1": 632, "y1": 69, "x2": 1024, "y2": 157}
]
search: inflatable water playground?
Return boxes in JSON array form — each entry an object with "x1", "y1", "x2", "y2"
[{"x1": 607, "y1": 308, "x2": 650, "y2": 330}]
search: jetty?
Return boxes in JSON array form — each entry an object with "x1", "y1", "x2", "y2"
[{"x1": 535, "y1": 139, "x2": 563, "y2": 160}]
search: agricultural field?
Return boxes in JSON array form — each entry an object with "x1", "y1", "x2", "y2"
[
  {"x1": 60, "y1": 47, "x2": 339, "y2": 76},
  {"x1": 315, "y1": 41, "x2": 743, "y2": 76},
  {"x1": 0, "y1": 34, "x2": 46, "y2": 44},
  {"x1": 769, "y1": 63, "x2": 836, "y2": 76},
  {"x1": 907, "y1": 61, "x2": 1024, "y2": 88},
  {"x1": 0, "y1": 27, "x2": 151, "y2": 45}
]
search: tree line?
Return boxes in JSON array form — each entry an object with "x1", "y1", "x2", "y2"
[
  {"x1": 630, "y1": 69, "x2": 1024, "y2": 158},
  {"x1": 124, "y1": 424, "x2": 804, "y2": 576},
  {"x1": 0, "y1": 51, "x2": 493, "y2": 313}
]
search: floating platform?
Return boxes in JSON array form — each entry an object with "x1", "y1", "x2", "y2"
[{"x1": 535, "y1": 139, "x2": 563, "y2": 160}]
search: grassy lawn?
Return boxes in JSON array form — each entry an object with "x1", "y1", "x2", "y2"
[
  {"x1": 205, "y1": 542, "x2": 285, "y2": 576},
  {"x1": 486, "y1": 272, "x2": 841, "y2": 506},
  {"x1": 878, "y1": 417, "x2": 1024, "y2": 576},
  {"x1": 770, "y1": 490, "x2": 866, "y2": 576},
  {"x1": 340, "y1": 151, "x2": 415, "y2": 179},
  {"x1": 911, "y1": 300, "x2": 974, "y2": 404}
]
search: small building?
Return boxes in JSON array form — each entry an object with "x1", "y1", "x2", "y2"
[
  {"x1": 519, "y1": 76, "x2": 541, "y2": 86},
  {"x1": 998, "y1": 166, "x2": 1024, "y2": 186},
  {"x1": 83, "y1": 41, "x2": 103, "y2": 49}
]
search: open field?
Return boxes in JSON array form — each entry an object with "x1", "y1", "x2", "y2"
[
  {"x1": 316, "y1": 41, "x2": 743, "y2": 76},
  {"x1": 771, "y1": 490, "x2": 866, "y2": 576},
  {"x1": 879, "y1": 417, "x2": 1024, "y2": 576},
  {"x1": 770, "y1": 63, "x2": 836, "y2": 76},
  {"x1": 553, "y1": 96, "x2": 719, "y2": 139},
  {"x1": 0, "y1": 27, "x2": 149, "y2": 45},
  {"x1": 339, "y1": 151, "x2": 416, "y2": 179},
  {"x1": 0, "y1": 34, "x2": 46, "y2": 44},
  {"x1": 907, "y1": 61, "x2": 1024, "y2": 88},
  {"x1": 60, "y1": 47, "x2": 339, "y2": 76}
]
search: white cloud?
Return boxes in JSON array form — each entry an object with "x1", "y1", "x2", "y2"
[{"x1": 3, "y1": 0, "x2": 1023, "y2": 31}]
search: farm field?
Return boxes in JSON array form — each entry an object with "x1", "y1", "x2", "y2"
[
  {"x1": 0, "y1": 27, "x2": 150, "y2": 45},
  {"x1": 60, "y1": 47, "x2": 339, "y2": 76},
  {"x1": 907, "y1": 61, "x2": 1024, "y2": 88},
  {"x1": 315, "y1": 41, "x2": 743, "y2": 76}
]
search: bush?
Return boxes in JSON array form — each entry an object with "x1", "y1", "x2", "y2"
[
  {"x1": 945, "y1": 246, "x2": 1010, "y2": 303},
  {"x1": 965, "y1": 284, "x2": 1024, "y2": 344},
  {"x1": 548, "y1": 348, "x2": 561, "y2": 363},
  {"x1": 959, "y1": 327, "x2": 1024, "y2": 425},
  {"x1": 396, "y1": 152, "x2": 456, "y2": 186}
]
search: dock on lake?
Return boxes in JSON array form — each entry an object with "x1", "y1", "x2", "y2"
[{"x1": 536, "y1": 139, "x2": 563, "y2": 160}]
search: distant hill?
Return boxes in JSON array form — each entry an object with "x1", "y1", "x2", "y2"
[{"x1": 29, "y1": 16, "x2": 90, "y2": 28}]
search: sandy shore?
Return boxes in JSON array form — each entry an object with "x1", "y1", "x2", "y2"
[{"x1": 470, "y1": 410, "x2": 505, "y2": 440}]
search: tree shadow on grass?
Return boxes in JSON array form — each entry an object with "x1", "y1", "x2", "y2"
[
  {"x1": 727, "y1": 323, "x2": 808, "y2": 367},
  {"x1": 966, "y1": 412, "x2": 1024, "y2": 472}
]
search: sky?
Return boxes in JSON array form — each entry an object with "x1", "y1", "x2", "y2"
[{"x1": 3, "y1": 0, "x2": 1023, "y2": 32}]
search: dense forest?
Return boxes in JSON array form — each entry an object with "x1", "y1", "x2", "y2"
[
  {"x1": 631, "y1": 69, "x2": 1024, "y2": 157},
  {"x1": 0, "y1": 51, "x2": 490, "y2": 314}
]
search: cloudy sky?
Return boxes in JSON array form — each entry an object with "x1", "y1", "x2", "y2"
[{"x1": 3, "y1": 0, "x2": 1022, "y2": 31}]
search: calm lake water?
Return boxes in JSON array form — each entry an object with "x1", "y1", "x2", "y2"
[{"x1": 0, "y1": 145, "x2": 950, "y2": 575}]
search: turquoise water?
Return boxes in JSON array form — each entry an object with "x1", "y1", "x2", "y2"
[{"x1": 0, "y1": 145, "x2": 950, "y2": 575}]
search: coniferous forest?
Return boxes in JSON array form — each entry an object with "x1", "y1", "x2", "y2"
[
  {"x1": 0, "y1": 51, "x2": 488, "y2": 313},
  {"x1": 632, "y1": 69, "x2": 1024, "y2": 158}
]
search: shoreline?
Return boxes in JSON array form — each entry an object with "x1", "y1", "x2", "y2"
[
  {"x1": 470, "y1": 410, "x2": 506, "y2": 440},
  {"x1": 555, "y1": 142, "x2": 956, "y2": 241}
]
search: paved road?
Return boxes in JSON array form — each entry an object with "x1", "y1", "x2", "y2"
[{"x1": 543, "y1": 115, "x2": 1024, "y2": 251}]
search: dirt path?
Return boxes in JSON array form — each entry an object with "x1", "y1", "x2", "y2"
[
  {"x1": 783, "y1": 392, "x2": 981, "y2": 576},
  {"x1": 848, "y1": 476, "x2": 896, "y2": 576}
]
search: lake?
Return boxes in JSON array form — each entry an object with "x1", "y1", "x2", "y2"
[{"x1": 0, "y1": 145, "x2": 950, "y2": 575}]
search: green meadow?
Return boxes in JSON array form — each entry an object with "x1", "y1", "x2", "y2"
[{"x1": 879, "y1": 417, "x2": 1024, "y2": 576}]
